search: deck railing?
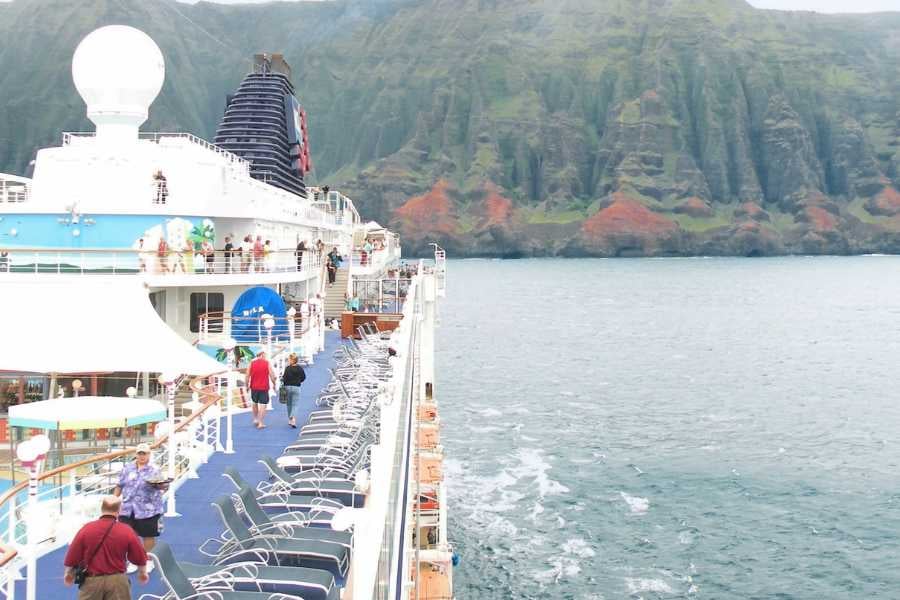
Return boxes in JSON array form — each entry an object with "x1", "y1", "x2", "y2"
[
  {"x1": 196, "y1": 301, "x2": 325, "y2": 365},
  {"x1": 0, "y1": 247, "x2": 324, "y2": 277},
  {"x1": 0, "y1": 357, "x2": 290, "y2": 599},
  {"x1": 0, "y1": 175, "x2": 29, "y2": 204},
  {"x1": 62, "y1": 132, "x2": 251, "y2": 173},
  {"x1": 349, "y1": 243, "x2": 402, "y2": 277},
  {"x1": 351, "y1": 278, "x2": 412, "y2": 314}
]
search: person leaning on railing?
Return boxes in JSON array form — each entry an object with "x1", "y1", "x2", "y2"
[
  {"x1": 223, "y1": 236, "x2": 234, "y2": 273},
  {"x1": 63, "y1": 495, "x2": 149, "y2": 598}
]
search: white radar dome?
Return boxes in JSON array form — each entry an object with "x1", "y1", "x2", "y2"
[{"x1": 72, "y1": 25, "x2": 165, "y2": 142}]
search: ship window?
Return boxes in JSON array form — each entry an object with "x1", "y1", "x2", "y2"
[{"x1": 190, "y1": 292, "x2": 224, "y2": 333}]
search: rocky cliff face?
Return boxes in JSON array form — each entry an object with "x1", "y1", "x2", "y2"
[{"x1": 1, "y1": 0, "x2": 899, "y2": 257}]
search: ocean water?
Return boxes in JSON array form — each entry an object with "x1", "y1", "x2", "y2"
[{"x1": 438, "y1": 257, "x2": 900, "y2": 599}]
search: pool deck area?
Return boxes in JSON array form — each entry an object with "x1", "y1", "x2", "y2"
[{"x1": 18, "y1": 331, "x2": 346, "y2": 599}]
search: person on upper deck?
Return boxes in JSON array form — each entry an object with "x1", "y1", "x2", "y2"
[
  {"x1": 241, "y1": 236, "x2": 252, "y2": 273},
  {"x1": 152, "y1": 170, "x2": 168, "y2": 205},
  {"x1": 252, "y1": 236, "x2": 265, "y2": 273},
  {"x1": 201, "y1": 239, "x2": 215, "y2": 273},
  {"x1": 296, "y1": 239, "x2": 306, "y2": 272},
  {"x1": 223, "y1": 236, "x2": 234, "y2": 273},
  {"x1": 156, "y1": 239, "x2": 169, "y2": 273},
  {"x1": 264, "y1": 240, "x2": 273, "y2": 272}
]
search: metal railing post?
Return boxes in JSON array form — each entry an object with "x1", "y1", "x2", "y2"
[
  {"x1": 164, "y1": 381, "x2": 179, "y2": 517},
  {"x1": 225, "y1": 358, "x2": 235, "y2": 455},
  {"x1": 25, "y1": 466, "x2": 38, "y2": 600}
]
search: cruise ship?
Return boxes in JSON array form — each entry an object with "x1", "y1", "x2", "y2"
[{"x1": 0, "y1": 25, "x2": 452, "y2": 600}]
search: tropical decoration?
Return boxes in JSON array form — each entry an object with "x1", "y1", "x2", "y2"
[
  {"x1": 189, "y1": 218, "x2": 216, "y2": 246},
  {"x1": 214, "y1": 345, "x2": 255, "y2": 367}
]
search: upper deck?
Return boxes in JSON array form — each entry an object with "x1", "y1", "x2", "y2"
[{"x1": 0, "y1": 133, "x2": 356, "y2": 230}]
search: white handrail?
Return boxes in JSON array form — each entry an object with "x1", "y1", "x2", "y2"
[
  {"x1": 62, "y1": 132, "x2": 250, "y2": 171},
  {"x1": 0, "y1": 248, "x2": 322, "y2": 277}
]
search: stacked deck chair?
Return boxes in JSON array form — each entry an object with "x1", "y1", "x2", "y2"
[
  {"x1": 215, "y1": 327, "x2": 394, "y2": 586},
  {"x1": 145, "y1": 540, "x2": 338, "y2": 600},
  {"x1": 145, "y1": 327, "x2": 395, "y2": 599}
]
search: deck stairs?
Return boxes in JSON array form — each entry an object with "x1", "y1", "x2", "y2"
[{"x1": 323, "y1": 267, "x2": 350, "y2": 319}]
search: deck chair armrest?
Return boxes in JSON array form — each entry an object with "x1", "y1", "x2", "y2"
[
  {"x1": 274, "y1": 510, "x2": 312, "y2": 526},
  {"x1": 198, "y1": 561, "x2": 261, "y2": 584},
  {"x1": 212, "y1": 548, "x2": 271, "y2": 566},
  {"x1": 172, "y1": 591, "x2": 227, "y2": 600},
  {"x1": 199, "y1": 536, "x2": 242, "y2": 558},
  {"x1": 250, "y1": 533, "x2": 297, "y2": 544},
  {"x1": 310, "y1": 496, "x2": 345, "y2": 510},
  {"x1": 249, "y1": 522, "x2": 298, "y2": 537},
  {"x1": 193, "y1": 570, "x2": 238, "y2": 590}
]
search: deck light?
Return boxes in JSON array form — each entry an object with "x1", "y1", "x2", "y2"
[{"x1": 17, "y1": 433, "x2": 50, "y2": 600}]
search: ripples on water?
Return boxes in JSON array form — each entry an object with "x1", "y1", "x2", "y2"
[{"x1": 438, "y1": 257, "x2": 900, "y2": 599}]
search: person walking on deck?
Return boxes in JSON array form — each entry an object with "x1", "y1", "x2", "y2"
[
  {"x1": 247, "y1": 348, "x2": 277, "y2": 429},
  {"x1": 63, "y1": 495, "x2": 149, "y2": 599},
  {"x1": 252, "y1": 235, "x2": 265, "y2": 273},
  {"x1": 113, "y1": 443, "x2": 167, "y2": 570},
  {"x1": 282, "y1": 352, "x2": 306, "y2": 428}
]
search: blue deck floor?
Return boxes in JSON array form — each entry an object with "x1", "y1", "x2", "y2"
[{"x1": 21, "y1": 331, "x2": 345, "y2": 599}]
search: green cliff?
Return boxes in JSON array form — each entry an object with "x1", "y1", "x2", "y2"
[{"x1": 1, "y1": 0, "x2": 899, "y2": 256}]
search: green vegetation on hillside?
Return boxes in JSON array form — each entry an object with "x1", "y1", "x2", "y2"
[{"x1": 1, "y1": 0, "x2": 899, "y2": 256}]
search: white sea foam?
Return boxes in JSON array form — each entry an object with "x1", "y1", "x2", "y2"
[
  {"x1": 478, "y1": 407, "x2": 502, "y2": 417},
  {"x1": 485, "y1": 515, "x2": 518, "y2": 536},
  {"x1": 624, "y1": 577, "x2": 674, "y2": 594},
  {"x1": 533, "y1": 556, "x2": 582, "y2": 584},
  {"x1": 562, "y1": 538, "x2": 596, "y2": 558},
  {"x1": 469, "y1": 425, "x2": 503, "y2": 434},
  {"x1": 513, "y1": 448, "x2": 570, "y2": 498},
  {"x1": 620, "y1": 492, "x2": 650, "y2": 514}
]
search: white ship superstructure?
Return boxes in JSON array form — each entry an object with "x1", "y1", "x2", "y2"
[{"x1": 0, "y1": 24, "x2": 450, "y2": 600}]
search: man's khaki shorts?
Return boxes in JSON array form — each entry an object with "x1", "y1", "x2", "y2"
[{"x1": 79, "y1": 573, "x2": 131, "y2": 600}]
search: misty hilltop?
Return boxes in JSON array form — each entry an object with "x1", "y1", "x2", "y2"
[{"x1": 1, "y1": 0, "x2": 899, "y2": 256}]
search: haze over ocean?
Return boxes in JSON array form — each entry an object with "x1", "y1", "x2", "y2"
[{"x1": 439, "y1": 257, "x2": 900, "y2": 598}]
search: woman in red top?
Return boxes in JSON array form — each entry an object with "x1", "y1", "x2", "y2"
[{"x1": 246, "y1": 349, "x2": 276, "y2": 429}]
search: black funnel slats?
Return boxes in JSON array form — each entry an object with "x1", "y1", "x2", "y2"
[{"x1": 214, "y1": 70, "x2": 308, "y2": 198}]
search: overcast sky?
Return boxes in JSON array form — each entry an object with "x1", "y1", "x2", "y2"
[
  {"x1": 1, "y1": 0, "x2": 892, "y2": 11},
  {"x1": 173, "y1": 0, "x2": 898, "y2": 10}
]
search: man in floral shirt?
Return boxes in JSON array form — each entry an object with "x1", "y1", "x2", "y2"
[{"x1": 114, "y1": 443, "x2": 167, "y2": 573}]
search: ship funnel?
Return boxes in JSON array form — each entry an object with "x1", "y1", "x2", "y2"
[{"x1": 72, "y1": 25, "x2": 164, "y2": 143}]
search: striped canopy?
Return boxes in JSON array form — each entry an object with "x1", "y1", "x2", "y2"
[{"x1": 9, "y1": 396, "x2": 166, "y2": 431}]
